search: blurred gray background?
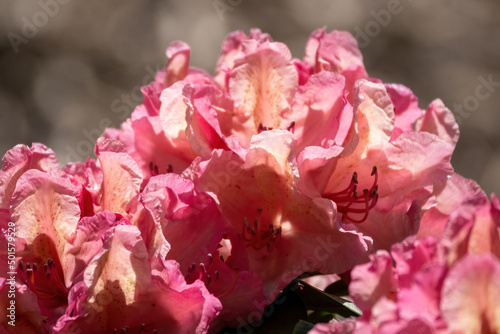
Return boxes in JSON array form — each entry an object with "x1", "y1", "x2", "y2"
[{"x1": 1, "y1": 0, "x2": 499, "y2": 195}]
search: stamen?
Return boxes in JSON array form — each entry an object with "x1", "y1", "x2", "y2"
[
  {"x1": 17, "y1": 257, "x2": 69, "y2": 301},
  {"x1": 257, "y1": 123, "x2": 273, "y2": 133},
  {"x1": 325, "y1": 166, "x2": 379, "y2": 224},
  {"x1": 149, "y1": 161, "x2": 161, "y2": 176},
  {"x1": 240, "y1": 209, "x2": 282, "y2": 251}
]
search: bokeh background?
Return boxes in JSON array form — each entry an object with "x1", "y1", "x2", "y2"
[{"x1": 1, "y1": 0, "x2": 499, "y2": 195}]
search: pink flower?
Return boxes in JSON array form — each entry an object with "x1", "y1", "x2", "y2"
[
  {"x1": 140, "y1": 173, "x2": 267, "y2": 330},
  {"x1": 299, "y1": 80, "x2": 455, "y2": 250},
  {"x1": 190, "y1": 129, "x2": 371, "y2": 301},
  {"x1": 53, "y1": 224, "x2": 221, "y2": 333},
  {"x1": 313, "y1": 193, "x2": 500, "y2": 333}
]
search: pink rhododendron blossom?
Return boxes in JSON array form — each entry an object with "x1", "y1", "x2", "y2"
[
  {"x1": 299, "y1": 79, "x2": 455, "y2": 250},
  {"x1": 311, "y1": 194, "x2": 500, "y2": 333},
  {"x1": 190, "y1": 129, "x2": 371, "y2": 301},
  {"x1": 140, "y1": 173, "x2": 267, "y2": 330},
  {"x1": 54, "y1": 224, "x2": 221, "y2": 333},
  {"x1": 1, "y1": 27, "x2": 488, "y2": 332}
]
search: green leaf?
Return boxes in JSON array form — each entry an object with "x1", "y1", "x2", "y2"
[
  {"x1": 293, "y1": 320, "x2": 315, "y2": 334},
  {"x1": 218, "y1": 285, "x2": 308, "y2": 334},
  {"x1": 295, "y1": 280, "x2": 362, "y2": 317},
  {"x1": 307, "y1": 310, "x2": 335, "y2": 324},
  {"x1": 324, "y1": 279, "x2": 349, "y2": 296}
]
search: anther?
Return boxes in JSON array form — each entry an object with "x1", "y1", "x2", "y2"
[{"x1": 200, "y1": 263, "x2": 207, "y2": 275}]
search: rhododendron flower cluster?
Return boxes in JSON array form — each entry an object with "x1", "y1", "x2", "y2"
[{"x1": 0, "y1": 28, "x2": 494, "y2": 334}]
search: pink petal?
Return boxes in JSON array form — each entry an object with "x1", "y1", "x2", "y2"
[
  {"x1": 418, "y1": 173, "x2": 487, "y2": 239},
  {"x1": 229, "y1": 40, "x2": 298, "y2": 139},
  {"x1": 214, "y1": 29, "x2": 272, "y2": 90},
  {"x1": 305, "y1": 29, "x2": 368, "y2": 93},
  {"x1": 355, "y1": 200, "x2": 421, "y2": 251},
  {"x1": 63, "y1": 159, "x2": 103, "y2": 218},
  {"x1": 185, "y1": 83, "x2": 234, "y2": 155},
  {"x1": 297, "y1": 144, "x2": 344, "y2": 197},
  {"x1": 391, "y1": 236, "x2": 439, "y2": 288},
  {"x1": 65, "y1": 211, "x2": 128, "y2": 284},
  {"x1": 443, "y1": 196, "x2": 500, "y2": 265},
  {"x1": 293, "y1": 58, "x2": 313, "y2": 86},
  {"x1": 397, "y1": 264, "x2": 446, "y2": 326},
  {"x1": 128, "y1": 197, "x2": 170, "y2": 259},
  {"x1": 141, "y1": 81, "x2": 165, "y2": 116},
  {"x1": 384, "y1": 83, "x2": 423, "y2": 141},
  {"x1": 10, "y1": 169, "x2": 80, "y2": 286},
  {"x1": 83, "y1": 225, "x2": 150, "y2": 306},
  {"x1": 95, "y1": 137, "x2": 143, "y2": 215},
  {"x1": 349, "y1": 250, "x2": 398, "y2": 312},
  {"x1": 165, "y1": 41, "x2": 190, "y2": 87},
  {"x1": 0, "y1": 143, "x2": 58, "y2": 210},
  {"x1": 290, "y1": 72, "x2": 352, "y2": 151},
  {"x1": 141, "y1": 173, "x2": 229, "y2": 275},
  {"x1": 373, "y1": 131, "x2": 454, "y2": 208},
  {"x1": 308, "y1": 319, "x2": 357, "y2": 334},
  {"x1": 415, "y1": 99, "x2": 460, "y2": 147},
  {"x1": 441, "y1": 254, "x2": 500, "y2": 334},
  {"x1": 131, "y1": 115, "x2": 195, "y2": 178},
  {"x1": 159, "y1": 81, "x2": 191, "y2": 146}
]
